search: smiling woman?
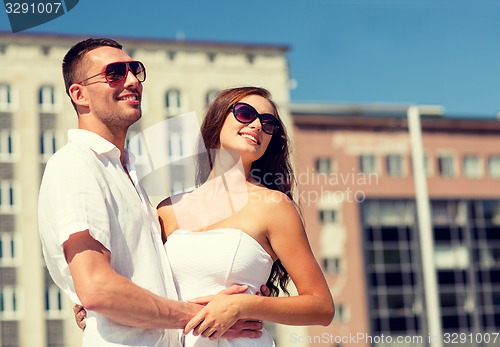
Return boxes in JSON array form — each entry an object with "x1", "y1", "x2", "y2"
[{"x1": 156, "y1": 86, "x2": 335, "y2": 347}]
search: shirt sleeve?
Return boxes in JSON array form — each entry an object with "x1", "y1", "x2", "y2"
[{"x1": 39, "y1": 147, "x2": 111, "y2": 251}]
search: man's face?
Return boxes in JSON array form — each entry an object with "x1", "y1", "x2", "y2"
[{"x1": 78, "y1": 46, "x2": 143, "y2": 130}]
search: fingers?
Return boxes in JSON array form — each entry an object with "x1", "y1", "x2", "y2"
[
  {"x1": 187, "y1": 295, "x2": 212, "y2": 306},
  {"x1": 222, "y1": 329, "x2": 263, "y2": 339},
  {"x1": 259, "y1": 285, "x2": 271, "y2": 297},
  {"x1": 193, "y1": 322, "x2": 223, "y2": 340},
  {"x1": 74, "y1": 305, "x2": 87, "y2": 331},
  {"x1": 184, "y1": 313, "x2": 228, "y2": 340},
  {"x1": 218, "y1": 284, "x2": 248, "y2": 295},
  {"x1": 220, "y1": 319, "x2": 263, "y2": 339},
  {"x1": 184, "y1": 311, "x2": 204, "y2": 335},
  {"x1": 73, "y1": 304, "x2": 83, "y2": 314},
  {"x1": 230, "y1": 319, "x2": 263, "y2": 332}
]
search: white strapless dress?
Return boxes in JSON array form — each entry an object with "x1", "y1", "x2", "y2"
[{"x1": 164, "y1": 228, "x2": 275, "y2": 347}]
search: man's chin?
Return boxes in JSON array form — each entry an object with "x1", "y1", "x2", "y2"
[{"x1": 125, "y1": 110, "x2": 142, "y2": 125}]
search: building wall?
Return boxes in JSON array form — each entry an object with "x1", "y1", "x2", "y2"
[{"x1": 293, "y1": 111, "x2": 500, "y2": 347}]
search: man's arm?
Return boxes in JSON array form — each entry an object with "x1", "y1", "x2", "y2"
[{"x1": 64, "y1": 230, "x2": 199, "y2": 329}]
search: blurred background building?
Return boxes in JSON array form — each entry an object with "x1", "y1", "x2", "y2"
[
  {"x1": 293, "y1": 105, "x2": 500, "y2": 347},
  {"x1": 1, "y1": 33, "x2": 500, "y2": 347}
]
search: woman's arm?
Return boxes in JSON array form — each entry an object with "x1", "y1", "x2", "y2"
[{"x1": 185, "y1": 192, "x2": 335, "y2": 338}]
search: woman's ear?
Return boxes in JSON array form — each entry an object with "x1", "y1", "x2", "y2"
[{"x1": 68, "y1": 83, "x2": 89, "y2": 108}]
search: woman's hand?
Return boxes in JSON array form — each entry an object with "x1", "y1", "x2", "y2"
[
  {"x1": 73, "y1": 304, "x2": 87, "y2": 331},
  {"x1": 184, "y1": 294, "x2": 246, "y2": 340}
]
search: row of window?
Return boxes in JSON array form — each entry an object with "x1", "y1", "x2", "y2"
[
  {"x1": 0, "y1": 285, "x2": 65, "y2": 318},
  {"x1": 316, "y1": 153, "x2": 500, "y2": 179},
  {"x1": 0, "y1": 130, "x2": 60, "y2": 162},
  {"x1": 2, "y1": 113, "x2": 204, "y2": 163},
  {"x1": 0, "y1": 83, "x2": 219, "y2": 115},
  {"x1": 363, "y1": 200, "x2": 500, "y2": 335},
  {"x1": 0, "y1": 84, "x2": 58, "y2": 113}
]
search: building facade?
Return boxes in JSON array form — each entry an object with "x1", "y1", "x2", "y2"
[
  {"x1": 292, "y1": 104, "x2": 500, "y2": 347},
  {"x1": 0, "y1": 32, "x2": 291, "y2": 347}
]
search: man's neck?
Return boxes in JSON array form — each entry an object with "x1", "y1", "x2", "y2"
[{"x1": 78, "y1": 120, "x2": 128, "y2": 154}]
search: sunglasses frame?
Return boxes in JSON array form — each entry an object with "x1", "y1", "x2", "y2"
[
  {"x1": 231, "y1": 102, "x2": 280, "y2": 135},
  {"x1": 77, "y1": 61, "x2": 146, "y2": 85}
]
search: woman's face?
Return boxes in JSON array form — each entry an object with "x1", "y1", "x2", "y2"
[{"x1": 219, "y1": 94, "x2": 276, "y2": 164}]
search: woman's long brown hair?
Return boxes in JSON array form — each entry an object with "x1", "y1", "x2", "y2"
[{"x1": 196, "y1": 86, "x2": 295, "y2": 296}]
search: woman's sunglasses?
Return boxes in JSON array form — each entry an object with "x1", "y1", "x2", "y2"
[
  {"x1": 231, "y1": 102, "x2": 280, "y2": 135},
  {"x1": 77, "y1": 61, "x2": 146, "y2": 85}
]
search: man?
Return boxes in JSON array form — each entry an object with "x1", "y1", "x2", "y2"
[{"x1": 38, "y1": 38, "x2": 262, "y2": 346}]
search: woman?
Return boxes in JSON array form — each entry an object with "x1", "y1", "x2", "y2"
[
  {"x1": 76, "y1": 87, "x2": 334, "y2": 346},
  {"x1": 158, "y1": 86, "x2": 334, "y2": 346}
]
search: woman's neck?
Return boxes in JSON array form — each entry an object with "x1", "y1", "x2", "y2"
[{"x1": 209, "y1": 149, "x2": 252, "y2": 181}]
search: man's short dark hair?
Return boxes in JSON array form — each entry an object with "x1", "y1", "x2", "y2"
[{"x1": 62, "y1": 38, "x2": 122, "y2": 95}]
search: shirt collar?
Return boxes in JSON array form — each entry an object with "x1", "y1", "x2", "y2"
[{"x1": 68, "y1": 129, "x2": 121, "y2": 157}]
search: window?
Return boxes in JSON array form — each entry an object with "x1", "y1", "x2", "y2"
[
  {"x1": 167, "y1": 161, "x2": 188, "y2": 196},
  {"x1": 360, "y1": 154, "x2": 376, "y2": 174},
  {"x1": 0, "y1": 180, "x2": 18, "y2": 213},
  {"x1": 0, "y1": 84, "x2": 13, "y2": 111},
  {"x1": 39, "y1": 85, "x2": 58, "y2": 113},
  {"x1": 0, "y1": 233, "x2": 20, "y2": 266},
  {"x1": 126, "y1": 131, "x2": 148, "y2": 165},
  {"x1": 40, "y1": 130, "x2": 60, "y2": 161},
  {"x1": 205, "y1": 89, "x2": 218, "y2": 107},
  {"x1": 165, "y1": 89, "x2": 185, "y2": 116},
  {"x1": 170, "y1": 180, "x2": 185, "y2": 196},
  {"x1": 437, "y1": 154, "x2": 455, "y2": 178},
  {"x1": 168, "y1": 132, "x2": 184, "y2": 159},
  {"x1": 0, "y1": 129, "x2": 17, "y2": 161},
  {"x1": 315, "y1": 157, "x2": 333, "y2": 174},
  {"x1": 323, "y1": 257, "x2": 342, "y2": 274},
  {"x1": 423, "y1": 153, "x2": 433, "y2": 177},
  {"x1": 0, "y1": 321, "x2": 19, "y2": 346},
  {"x1": 0, "y1": 286, "x2": 21, "y2": 318},
  {"x1": 46, "y1": 320, "x2": 64, "y2": 347},
  {"x1": 488, "y1": 155, "x2": 500, "y2": 179},
  {"x1": 319, "y1": 209, "x2": 336, "y2": 224},
  {"x1": 45, "y1": 284, "x2": 65, "y2": 318},
  {"x1": 335, "y1": 303, "x2": 350, "y2": 323},
  {"x1": 463, "y1": 155, "x2": 482, "y2": 178},
  {"x1": 434, "y1": 245, "x2": 469, "y2": 270},
  {"x1": 386, "y1": 154, "x2": 403, "y2": 177}
]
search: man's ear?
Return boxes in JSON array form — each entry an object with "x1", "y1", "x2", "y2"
[{"x1": 68, "y1": 84, "x2": 89, "y2": 107}]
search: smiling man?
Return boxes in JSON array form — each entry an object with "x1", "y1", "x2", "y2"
[{"x1": 38, "y1": 38, "x2": 262, "y2": 347}]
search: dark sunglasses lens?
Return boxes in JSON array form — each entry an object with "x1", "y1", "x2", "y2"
[
  {"x1": 130, "y1": 62, "x2": 146, "y2": 82},
  {"x1": 233, "y1": 104, "x2": 257, "y2": 123},
  {"x1": 105, "y1": 63, "x2": 127, "y2": 82},
  {"x1": 263, "y1": 124, "x2": 278, "y2": 134},
  {"x1": 261, "y1": 115, "x2": 280, "y2": 134}
]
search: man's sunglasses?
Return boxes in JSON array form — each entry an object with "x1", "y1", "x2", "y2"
[
  {"x1": 231, "y1": 102, "x2": 280, "y2": 135},
  {"x1": 77, "y1": 61, "x2": 146, "y2": 85}
]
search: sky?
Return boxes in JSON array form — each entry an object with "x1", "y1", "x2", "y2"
[{"x1": 1, "y1": 0, "x2": 500, "y2": 118}]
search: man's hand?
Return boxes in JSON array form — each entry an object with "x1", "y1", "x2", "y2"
[
  {"x1": 221, "y1": 319, "x2": 263, "y2": 339},
  {"x1": 73, "y1": 304, "x2": 86, "y2": 331},
  {"x1": 257, "y1": 285, "x2": 271, "y2": 297}
]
